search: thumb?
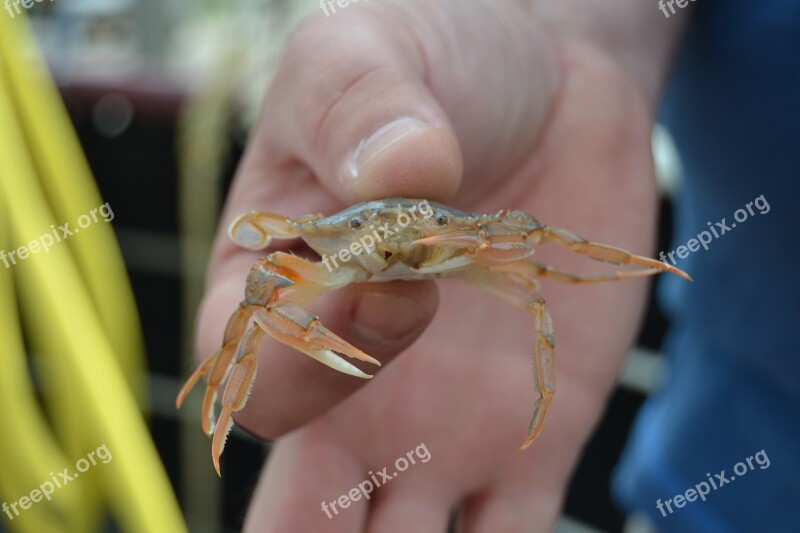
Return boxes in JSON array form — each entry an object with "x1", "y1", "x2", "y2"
[{"x1": 262, "y1": 10, "x2": 463, "y2": 202}]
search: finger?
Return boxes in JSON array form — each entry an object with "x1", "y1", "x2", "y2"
[
  {"x1": 365, "y1": 489, "x2": 452, "y2": 533},
  {"x1": 196, "y1": 251, "x2": 439, "y2": 439},
  {"x1": 454, "y1": 423, "x2": 576, "y2": 533},
  {"x1": 252, "y1": 9, "x2": 463, "y2": 204},
  {"x1": 246, "y1": 428, "x2": 453, "y2": 533},
  {"x1": 237, "y1": 1, "x2": 558, "y2": 210},
  {"x1": 458, "y1": 486, "x2": 560, "y2": 533},
  {"x1": 243, "y1": 432, "x2": 368, "y2": 532}
]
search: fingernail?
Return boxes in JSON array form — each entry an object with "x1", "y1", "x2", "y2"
[
  {"x1": 347, "y1": 117, "x2": 436, "y2": 180},
  {"x1": 351, "y1": 292, "x2": 425, "y2": 344}
]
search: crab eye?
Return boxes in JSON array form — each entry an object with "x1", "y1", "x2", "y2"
[
  {"x1": 349, "y1": 216, "x2": 365, "y2": 230},
  {"x1": 434, "y1": 212, "x2": 449, "y2": 226}
]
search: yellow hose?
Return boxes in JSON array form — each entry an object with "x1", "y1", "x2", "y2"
[
  {"x1": 0, "y1": 0, "x2": 147, "y2": 408},
  {"x1": 0, "y1": 180, "x2": 82, "y2": 533},
  {"x1": 0, "y1": 11, "x2": 186, "y2": 533}
]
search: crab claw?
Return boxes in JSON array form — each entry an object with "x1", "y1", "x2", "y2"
[
  {"x1": 203, "y1": 302, "x2": 381, "y2": 474},
  {"x1": 253, "y1": 303, "x2": 381, "y2": 376},
  {"x1": 228, "y1": 212, "x2": 300, "y2": 250}
]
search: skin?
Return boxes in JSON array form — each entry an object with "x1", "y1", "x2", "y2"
[{"x1": 194, "y1": 0, "x2": 689, "y2": 530}]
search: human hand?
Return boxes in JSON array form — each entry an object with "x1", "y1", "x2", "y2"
[{"x1": 194, "y1": 1, "x2": 667, "y2": 530}]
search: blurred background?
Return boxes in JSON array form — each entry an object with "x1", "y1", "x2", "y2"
[{"x1": 0, "y1": 1, "x2": 685, "y2": 531}]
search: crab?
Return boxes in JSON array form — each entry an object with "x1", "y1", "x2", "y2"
[{"x1": 177, "y1": 198, "x2": 691, "y2": 474}]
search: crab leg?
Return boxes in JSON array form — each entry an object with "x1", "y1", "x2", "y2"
[
  {"x1": 177, "y1": 260, "x2": 294, "y2": 437},
  {"x1": 524, "y1": 296, "x2": 555, "y2": 450},
  {"x1": 179, "y1": 251, "x2": 376, "y2": 473},
  {"x1": 452, "y1": 269, "x2": 556, "y2": 451},
  {"x1": 212, "y1": 327, "x2": 262, "y2": 475},
  {"x1": 413, "y1": 225, "x2": 691, "y2": 281},
  {"x1": 208, "y1": 304, "x2": 380, "y2": 473},
  {"x1": 495, "y1": 260, "x2": 663, "y2": 284},
  {"x1": 536, "y1": 226, "x2": 693, "y2": 281},
  {"x1": 176, "y1": 304, "x2": 253, "y2": 434}
]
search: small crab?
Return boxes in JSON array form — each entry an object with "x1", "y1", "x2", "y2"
[{"x1": 177, "y1": 198, "x2": 691, "y2": 474}]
